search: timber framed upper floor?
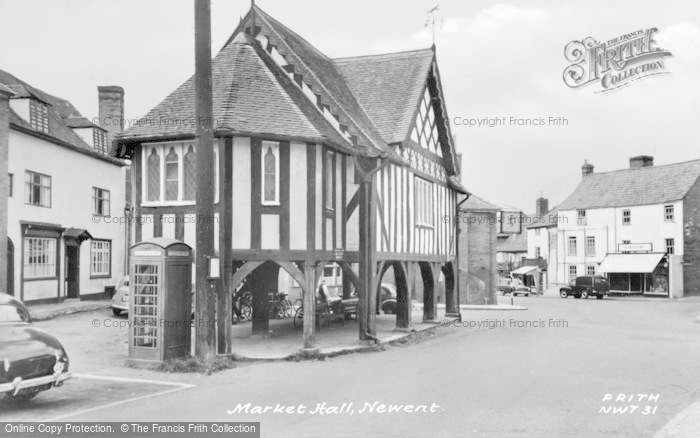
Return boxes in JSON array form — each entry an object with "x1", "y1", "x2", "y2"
[{"x1": 111, "y1": 4, "x2": 469, "y2": 264}]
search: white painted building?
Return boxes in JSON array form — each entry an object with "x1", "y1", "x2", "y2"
[
  {"x1": 554, "y1": 157, "x2": 700, "y2": 297},
  {"x1": 0, "y1": 69, "x2": 127, "y2": 303}
]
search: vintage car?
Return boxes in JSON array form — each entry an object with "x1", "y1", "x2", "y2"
[
  {"x1": 497, "y1": 276, "x2": 531, "y2": 296},
  {"x1": 110, "y1": 275, "x2": 130, "y2": 316},
  {"x1": 0, "y1": 293, "x2": 72, "y2": 402},
  {"x1": 379, "y1": 283, "x2": 398, "y2": 314},
  {"x1": 559, "y1": 275, "x2": 610, "y2": 299}
]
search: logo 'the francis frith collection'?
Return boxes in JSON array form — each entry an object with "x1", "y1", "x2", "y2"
[{"x1": 563, "y1": 28, "x2": 672, "y2": 93}]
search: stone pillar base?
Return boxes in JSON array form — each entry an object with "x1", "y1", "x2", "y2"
[{"x1": 298, "y1": 347, "x2": 320, "y2": 358}]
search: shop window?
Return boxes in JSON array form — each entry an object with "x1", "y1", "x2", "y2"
[{"x1": 23, "y1": 237, "x2": 56, "y2": 278}]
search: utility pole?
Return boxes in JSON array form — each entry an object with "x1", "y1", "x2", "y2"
[{"x1": 194, "y1": 0, "x2": 216, "y2": 360}]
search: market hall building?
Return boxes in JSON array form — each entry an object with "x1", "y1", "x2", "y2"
[
  {"x1": 110, "y1": 5, "x2": 468, "y2": 352},
  {"x1": 555, "y1": 156, "x2": 700, "y2": 297}
]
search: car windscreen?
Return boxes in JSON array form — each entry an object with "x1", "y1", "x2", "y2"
[{"x1": 0, "y1": 303, "x2": 31, "y2": 323}]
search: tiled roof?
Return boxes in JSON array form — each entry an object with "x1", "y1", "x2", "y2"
[
  {"x1": 251, "y1": 6, "x2": 391, "y2": 158},
  {"x1": 526, "y1": 206, "x2": 561, "y2": 229},
  {"x1": 497, "y1": 232, "x2": 528, "y2": 253},
  {"x1": 557, "y1": 160, "x2": 700, "y2": 211},
  {"x1": 461, "y1": 193, "x2": 500, "y2": 212},
  {"x1": 118, "y1": 33, "x2": 351, "y2": 152},
  {"x1": 335, "y1": 49, "x2": 434, "y2": 145},
  {"x1": 0, "y1": 69, "x2": 124, "y2": 166}
]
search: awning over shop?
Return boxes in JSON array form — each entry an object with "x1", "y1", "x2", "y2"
[
  {"x1": 511, "y1": 266, "x2": 538, "y2": 275},
  {"x1": 597, "y1": 253, "x2": 665, "y2": 274}
]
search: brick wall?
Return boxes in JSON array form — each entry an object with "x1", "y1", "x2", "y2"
[
  {"x1": 0, "y1": 91, "x2": 11, "y2": 293},
  {"x1": 683, "y1": 176, "x2": 700, "y2": 296},
  {"x1": 459, "y1": 210, "x2": 498, "y2": 304}
]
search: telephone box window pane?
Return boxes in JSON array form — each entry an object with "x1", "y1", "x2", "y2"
[{"x1": 133, "y1": 264, "x2": 159, "y2": 349}]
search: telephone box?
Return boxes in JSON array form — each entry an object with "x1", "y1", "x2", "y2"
[{"x1": 128, "y1": 238, "x2": 192, "y2": 365}]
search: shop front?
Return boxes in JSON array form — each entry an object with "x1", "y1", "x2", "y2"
[{"x1": 598, "y1": 253, "x2": 681, "y2": 297}]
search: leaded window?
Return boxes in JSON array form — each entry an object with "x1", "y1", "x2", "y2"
[
  {"x1": 183, "y1": 146, "x2": 196, "y2": 201},
  {"x1": 147, "y1": 148, "x2": 160, "y2": 201},
  {"x1": 165, "y1": 147, "x2": 179, "y2": 201}
]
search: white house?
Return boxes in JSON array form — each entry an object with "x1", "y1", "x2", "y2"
[
  {"x1": 0, "y1": 69, "x2": 127, "y2": 303},
  {"x1": 555, "y1": 156, "x2": 700, "y2": 298}
]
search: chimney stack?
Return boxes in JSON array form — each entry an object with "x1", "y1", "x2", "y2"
[
  {"x1": 536, "y1": 197, "x2": 549, "y2": 217},
  {"x1": 97, "y1": 86, "x2": 124, "y2": 145},
  {"x1": 582, "y1": 160, "x2": 594, "y2": 178},
  {"x1": 629, "y1": 155, "x2": 654, "y2": 169}
]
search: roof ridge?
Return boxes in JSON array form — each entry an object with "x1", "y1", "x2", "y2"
[
  {"x1": 586, "y1": 158, "x2": 700, "y2": 176},
  {"x1": 334, "y1": 48, "x2": 434, "y2": 63},
  {"x1": 253, "y1": 5, "x2": 389, "y2": 156}
]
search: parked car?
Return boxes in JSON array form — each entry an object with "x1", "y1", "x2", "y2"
[
  {"x1": 110, "y1": 275, "x2": 129, "y2": 316},
  {"x1": 379, "y1": 283, "x2": 398, "y2": 314},
  {"x1": 498, "y1": 276, "x2": 531, "y2": 296},
  {"x1": 0, "y1": 293, "x2": 72, "y2": 402},
  {"x1": 560, "y1": 276, "x2": 609, "y2": 299}
]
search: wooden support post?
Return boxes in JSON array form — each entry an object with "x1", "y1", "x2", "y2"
[
  {"x1": 422, "y1": 262, "x2": 438, "y2": 322},
  {"x1": 302, "y1": 261, "x2": 317, "y2": 349},
  {"x1": 194, "y1": 0, "x2": 216, "y2": 360},
  {"x1": 217, "y1": 137, "x2": 233, "y2": 354},
  {"x1": 395, "y1": 262, "x2": 413, "y2": 332},
  {"x1": 444, "y1": 263, "x2": 459, "y2": 317}
]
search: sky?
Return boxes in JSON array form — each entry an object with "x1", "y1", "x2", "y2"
[{"x1": 1, "y1": 0, "x2": 699, "y2": 213}]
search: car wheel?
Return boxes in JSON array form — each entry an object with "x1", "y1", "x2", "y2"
[
  {"x1": 574, "y1": 295, "x2": 580, "y2": 299},
  {"x1": 4, "y1": 390, "x2": 40, "y2": 402},
  {"x1": 581, "y1": 290, "x2": 590, "y2": 299},
  {"x1": 559, "y1": 290, "x2": 568, "y2": 298},
  {"x1": 112, "y1": 309, "x2": 121, "y2": 316},
  {"x1": 596, "y1": 294, "x2": 604, "y2": 300}
]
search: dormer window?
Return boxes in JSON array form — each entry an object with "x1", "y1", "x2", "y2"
[
  {"x1": 29, "y1": 99, "x2": 49, "y2": 134},
  {"x1": 93, "y1": 128, "x2": 108, "y2": 154}
]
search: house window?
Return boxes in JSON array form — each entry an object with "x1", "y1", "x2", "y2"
[
  {"x1": 535, "y1": 247, "x2": 541, "y2": 258},
  {"x1": 415, "y1": 177, "x2": 434, "y2": 227},
  {"x1": 29, "y1": 99, "x2": 49, "y2": 133},
  {"x1": 147, "y1": 148, "x2": 160, "y2": 201},
  {"x1": 90, "y1": 240, "x2": 111, "y2": 277},
  {"x1": 568, "y1": 236, "x2": 577, "y2": 256},
  {"x1": 164, "y1": 147, "x2": 179, "y2": 201},
  {"x1": 535, "y1": 228, "x2": 541, "y2": 236},
  {"x1": 586, "y1": 236, "x2": 596, "y2": 257},
  {"x1": 569, "y1": 265, "x2": 577, "y2": 281},
  {"x1": 92, "y1": 187, "x2": 110, "y2": 216},
  {"x1": 577, "y1": 210, "x2": 586, "y2": 225},
  {"x1": 262, "y1": 141, "x2": 280, "y2": 205},
  {"x1": 665, "y1": 205, "x2": 674, "y2": 222},
  {"x1": 622, "y1": 209, "x2": 631, "y2": 225},
  {"x1": 23, "y1": 237, "x2": 56, "y2": 278},
  {"x1": 587, "y1": 265, "x2": 596, "y2": 276},
  {"x1": 24, "y1": 170, "x2": 51, "y2": 207},
  {"x1": 666, "y1": 238, "x2": 675, "y2": 255},
  {"x1": 93, "y1": 128, "x2": 108, "y2": 154},
  {"x1": 325, "y1": 151, "x2": 334, "y2": 210},
  {"x1": 8, "y1": 173, "x2": 12, "y2": 197},
  {"x1": 183, "y1": 145, "x2": 196, "y2": 201}
]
